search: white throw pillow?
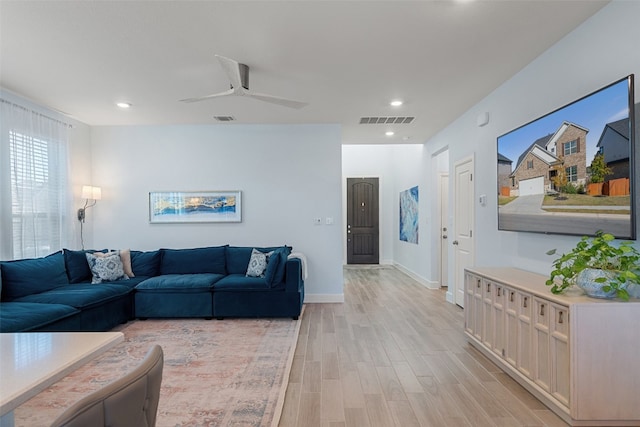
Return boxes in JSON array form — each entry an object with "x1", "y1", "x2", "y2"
[
  {"x1": 246, "y1": 249, "x2": 267, "y2": 277},
  {"x1": 86, "y1": 251, "x2": 129, "y2": 284},
  {"x1": 93, "y1": 249, "x2": 134, "y2": 278}
]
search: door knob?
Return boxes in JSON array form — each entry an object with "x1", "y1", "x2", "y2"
[
  {"x1": 452, "y1": 240, "x2": 459, "y2": 245},
  {"x1": 442, "y1": 235, "x2": 448, "y2": 239}
]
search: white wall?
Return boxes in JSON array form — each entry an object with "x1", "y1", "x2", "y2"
[
  {"x1": 424, "y1": 0, "x2": 640, "y2": 289},
  {"x1": 90, "y1": 124, "x2": 344, "y2": 301}
]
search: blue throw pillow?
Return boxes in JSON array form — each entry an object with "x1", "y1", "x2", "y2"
[
  {"x1": 63, "y1": 249, "x2": 108, "y2": 283},
  {"x1": 0, "y1": 251, "x2": 69, "y2": 300},
  {"x1": 264, "y1": 246, "x2": 291, "y2": 287},
  {"x1": 130, "y1": 250, "x2": 161, "y2": 277},
  {"x1": 160, "y1": 246, "x2": 227, "y2": 275}
]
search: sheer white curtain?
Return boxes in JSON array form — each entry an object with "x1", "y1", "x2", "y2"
[{"x1": 0, "y1": 98, "x2": 70, "y2": 260}]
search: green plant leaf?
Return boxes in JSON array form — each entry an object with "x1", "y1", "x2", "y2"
[{"x1": 618, "y1": 288, "x2": 630, "y2": 301}]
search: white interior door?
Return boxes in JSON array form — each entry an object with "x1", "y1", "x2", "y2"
[
  {"x1": 453, "y1": 157, "x2": 474, "y2": 307},
  {"x1": 439, "y1": 173, "x2": 449, "y2": 287}
]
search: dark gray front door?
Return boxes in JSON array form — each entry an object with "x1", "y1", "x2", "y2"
[{"x1": 347, "y1": 177, "x2": 379, "y2": 264}]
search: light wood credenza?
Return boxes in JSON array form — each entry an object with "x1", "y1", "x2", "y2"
[{"x1": 464, "y1": 267, "x2": 640, "y2": 426}]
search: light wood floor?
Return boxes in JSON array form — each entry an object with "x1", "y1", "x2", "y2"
[{"x1": 279, "y1": 265, "x2": 569, "y2": 427}]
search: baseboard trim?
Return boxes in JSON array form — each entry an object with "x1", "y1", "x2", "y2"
[
  {"x1": 446, "y1": 290, "x2": 455, "y2": 304},
  {"x1": 393, "y1": 263, "x2": 440, "y2": 290},
  {"x1": 304, "y1": 294, "x2": 345, "y2": 303}
]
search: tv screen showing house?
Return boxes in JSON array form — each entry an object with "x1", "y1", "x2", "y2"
[{"x1": 497, "y1": 75, "x2": 635, "y2": 239}]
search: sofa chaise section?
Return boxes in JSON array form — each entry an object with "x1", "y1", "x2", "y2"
[
  {"x1": 14, "y1": 283, "x2": 133, "y2": 332},
  {"x1": 0, "y1": 302, "x2": 80, "y2": 332},
  {"x1": 0, "y1": 250, "x2": 140, "y2": 332}
]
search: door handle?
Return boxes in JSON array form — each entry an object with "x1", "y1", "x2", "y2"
[
  {"x1": 452, "y1": 240, "x2": 459, "y2": 245},
  {"x1": 442, "y1": 235, "x2": 448, "y2": 239}
]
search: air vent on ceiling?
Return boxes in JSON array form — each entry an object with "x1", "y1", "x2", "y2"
[
  {"x1": 214, "y1": 116, "x2": 236, "y2": 122},
  {"x1": 359, "y1": 117, "x2": 414, "y2": 124}
]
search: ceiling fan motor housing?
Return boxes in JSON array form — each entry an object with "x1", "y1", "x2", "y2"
[{"x1": 232, "y1": 63, "x2": 250, "y2": 90}]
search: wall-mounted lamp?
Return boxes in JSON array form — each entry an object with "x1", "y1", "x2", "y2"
[
  {"x1": 78, "y1": 185, "x2": 101, "y2": 250},
  {"x1": 77, "y1": 185, "x2": 102, "y2": 222}
]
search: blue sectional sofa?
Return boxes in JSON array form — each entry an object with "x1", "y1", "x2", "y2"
[{"x1": 0, "y1": 245, "x2": 304, "y2": 332}]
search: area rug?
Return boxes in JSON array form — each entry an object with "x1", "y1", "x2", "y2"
[{"x1": 14, "y1": 314, "x2": 302, "y2": 427}]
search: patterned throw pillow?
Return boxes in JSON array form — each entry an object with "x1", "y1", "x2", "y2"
[
  {"x1": 86, "y1": 251, "x2": 129, "y2": 284},
  {"x1": 92, "y1": 249, "x2": 134, "y2": 278},
  {"x1": 246, "y1": 249, "x2": 267, "y2": 277}
]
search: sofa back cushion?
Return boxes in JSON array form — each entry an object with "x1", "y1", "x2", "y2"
[
  {"x1": 264, "y1": 246, "x2": 292, "y2": 287},
  {"x1": 160, "y1": 246, "x2": 227, "y2": 275},
  {"x1": 226, "y1": 246, "x2": 268, "y2": 275},
  {"x1": 226, "y1": 246, "x2": 292, "y2": 275},
  {"x1": 1, "y1": 251, "x2": 69, "y2": 301},
  {"x1": 130, "y1": 250, "x2": 162, "y2": 277},
  {"x1": 63, "y1": 249, "x2": 109, "y2": 283}
]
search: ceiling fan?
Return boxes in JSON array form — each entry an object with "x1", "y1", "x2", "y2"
[{"x1": 180, "y1": 55, "x2": 308, "y2": 109}]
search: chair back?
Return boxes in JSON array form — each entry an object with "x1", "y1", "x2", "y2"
[{"x1": 51, "y1": 344, "x2": 164, "y2": 427}]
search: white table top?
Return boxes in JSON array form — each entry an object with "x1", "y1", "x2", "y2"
[{"x1": 0, "y1": 332, "x2": 124, "y2": 416}]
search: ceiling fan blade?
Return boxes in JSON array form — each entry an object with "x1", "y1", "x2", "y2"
[
  {"x1": 246, "y1": 91, "x2": 308, "y2": 109},
  {"x1": 215, "y1": 54, "x2": 243, "y2": 90},
  {"x1": 179, "y1": 88, "x2": 235, "y2": 103}
]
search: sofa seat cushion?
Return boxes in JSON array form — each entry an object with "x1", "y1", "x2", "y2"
[
  {"x1": 213, "y1": 274, "x2": 271, "y2": 291},
  {"x1": 71, "y1": 276, "x2": 150, "y2": 289},
  {"x1": 100, "y1": 276, "x2": 149, "y2": 289},
  {"x1": 1, "y1": 251, "x2": 69, "y2": 300},
  {"x1": 135, "y1": 274, "x2": 223, "y2": 293},
  {"x1": 0, "y1": 302, "x2": 80, "y2": 332},
  {"x1": 14, "y1": 283, "x2": 132, "y2": 309}
]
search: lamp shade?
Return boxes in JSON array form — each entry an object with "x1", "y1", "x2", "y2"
[{"x1": 81, "y1": 185, "x2": 102, "y2": 200}]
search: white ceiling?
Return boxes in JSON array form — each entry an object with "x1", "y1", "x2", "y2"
[{"x1": 0, "y1": 0, "x2": 609, "y2": 144}]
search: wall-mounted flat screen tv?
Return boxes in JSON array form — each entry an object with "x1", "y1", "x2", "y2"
[{"x1": 497, "y1": 74, "x2": 635, "y2": 239}]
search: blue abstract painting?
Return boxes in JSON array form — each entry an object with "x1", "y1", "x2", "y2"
[
  {"x1": 149, "y1": 191, "x2": 242, "y2": 223},
  {"x1": 399, "y1": 186, "x2": 419, "y2": 244}
]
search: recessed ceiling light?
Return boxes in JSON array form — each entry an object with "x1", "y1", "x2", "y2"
[
  {"x1": 385, "y1": 131, "x2": 395, "y2": 136},
  {"x1": 116, "y1": 102, "x2": 132, "y2": 109},
  {"x1": 390, "y1": 100, "x2": 403, "y2": 107}
]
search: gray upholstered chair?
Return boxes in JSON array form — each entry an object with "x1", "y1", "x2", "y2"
[{"x1": 50, "y1": 345, "x2": 164, "y2": 427}]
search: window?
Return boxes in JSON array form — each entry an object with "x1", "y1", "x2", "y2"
[
  {"x1": 564, "y1": 139, "x2": 578, "y2": 155},
  {"x1": 527, "y1": 160, "x2": 534, "y2": 169},
  {"x1": 566, "y1": 165, "x2": 578, "y2": 182},
  {"x1": 1, "y1": 99, "x2": 69, "y2": 259}
]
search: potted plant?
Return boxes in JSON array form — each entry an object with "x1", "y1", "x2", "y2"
[{"x1": 546, "y1": 231, "x2": 640, "y2": 300}]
